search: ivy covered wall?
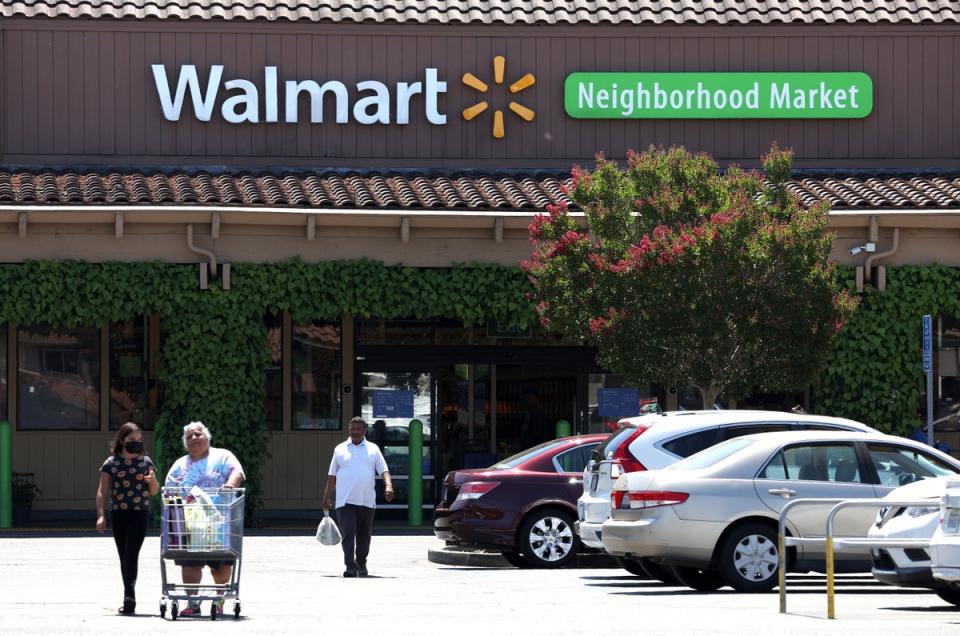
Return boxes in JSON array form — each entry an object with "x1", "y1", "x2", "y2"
[
  {"x1": 814, "y1": 265, "x2": 960, "y2": 436},
  {"x1": 0, "y1": 260, "x2": 536, "y2": 522}
]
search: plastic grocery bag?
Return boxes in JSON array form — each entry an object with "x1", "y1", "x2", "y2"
[
  {"x1": 184, "y1": 486, "x2": 225, "y2": 551},
  {"x1": 316, "y1": 510, "x2": 342, "y2": 546}
]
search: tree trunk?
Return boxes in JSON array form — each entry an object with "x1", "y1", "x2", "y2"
[{"x1": 700, "y1": 385, "x2": 720, "y2": 410}]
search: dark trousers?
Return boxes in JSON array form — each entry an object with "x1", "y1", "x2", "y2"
[
  {"x1": 337, "y1": 504, "x2": 375, "y2": 569},
  {"x1": 111, "y1": 509, "x2": 149, "y2": 599}
]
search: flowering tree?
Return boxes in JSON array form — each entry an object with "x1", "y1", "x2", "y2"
[{"x1": 523, "y1": 145, "x2": 857, "y2": 409}]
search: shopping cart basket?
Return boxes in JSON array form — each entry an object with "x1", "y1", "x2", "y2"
[{"x1": 160, "y1": 486, "x2": 244, "y2": 620}]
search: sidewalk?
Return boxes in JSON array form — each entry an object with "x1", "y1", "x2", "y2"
[{"x1": 0, "y1": 519, "x2": 435, "y2": 538}]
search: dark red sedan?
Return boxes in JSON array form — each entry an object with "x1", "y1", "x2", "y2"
[{"x1": 433, "y1": 434, "x2": 607, "y2": 568}]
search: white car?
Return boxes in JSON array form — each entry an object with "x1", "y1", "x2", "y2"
[
  {"x1": 575, "y1": 410, "x2": 878, "y2": 578},
  {"x1": 868, "y1": 476, "x2": 960, "y2": 606},
  {"x1": 932, "y1": 479, "x2": 960, "y2": 587}
]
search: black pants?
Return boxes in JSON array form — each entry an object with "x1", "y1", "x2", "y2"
[
  {"x1": 111, "y1": 509, "x2": 149, "y2": 599},
  {"x1": 337, "y1": 504, "x2": 375, "y2": 569}
]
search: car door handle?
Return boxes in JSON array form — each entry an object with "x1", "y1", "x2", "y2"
[
  {"x1": 768, "y1": 488, "x2": 797, "y2": 497},
  {"x1": 569, "y1": 478, "x2": 583, "y2": 484}
]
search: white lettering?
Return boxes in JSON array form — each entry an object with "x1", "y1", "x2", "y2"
[
  {"x1": 222, "y1": 79, "x2": 259, "y2": 123},
  {"x1": 424, "y1": 68, "x2": 447, "y2": 125},
  {"x1": 848, "y1": 85, "x2": 860, "y2": 109},
  {"x1": 284, "y1": 80, "x2": 348, "y2": 123},
  {"x1": 264, "y1": 66, "x2": 278, "y2": 122},
  {"x1": 746, "y1": 83, "x2": 759, "y2": 109},
  {"x1": 578, "y1": 82, "x2": 594, "y2": 109},
  {"x1": 353, "y1": 80, "x2": 391, "y2": 125},
  {"x1": 834, "y1": 88, "x2": 847, "y2": 109},
  {"x1": 770, "y1": 83, "x2": 790, "y2": 109},
  {"x1": 152, "y1": 64, "x2": 222, "y2": 121},
  {"x1": 596, "y1": 89, "x2": 609, "y2": 109}
]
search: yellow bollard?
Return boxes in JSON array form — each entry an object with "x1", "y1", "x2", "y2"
[
  {"x1": 826, "y1": 536, "x2": 836, "y2": 619},
  {"x1": 778, "y1": 532, "x2": 786, "y2": 613}
]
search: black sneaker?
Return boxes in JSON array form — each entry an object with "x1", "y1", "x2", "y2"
[
  {"x1": 343, "y1": 568, "x2": 358, "y2": 578},
  {"x1": 357, "y1": 566, "x2": 369, "y2": 577}
]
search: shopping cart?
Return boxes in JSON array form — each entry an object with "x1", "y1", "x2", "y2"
[{"x1": 159, "y1": 486, "x2": 244, "y2": 620}]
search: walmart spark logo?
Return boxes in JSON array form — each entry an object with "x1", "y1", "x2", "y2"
[{"x1": 462, "y1": 56, "x2": 536, "y2": 139}]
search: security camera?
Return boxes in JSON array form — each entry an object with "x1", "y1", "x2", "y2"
[{"x1": 848, "y1": 245, "x2": 863, "y2": 256}]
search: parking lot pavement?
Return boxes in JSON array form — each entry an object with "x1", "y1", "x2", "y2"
[{"x1": 0, "y1": 534, "x2": 957, "y2": 634}]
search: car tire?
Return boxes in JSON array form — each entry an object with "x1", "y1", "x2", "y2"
[
  {"x1": 935, "y1": 587, "x2": 960, "y2": 606},
  {"x1": 637, "y1": 558, "x2": 680, "y2": 585},
  {"x1": 502, "y1": 551, "x2": 531, "y2": 569},
  {"x1": 717, "y1": 523, "x2": 780, "y2": 593},
  {"x1": 669, "y1": 565, "x2": 725, "y2": 592},
  {"x1": 517, "y1": 508, "x2": 579, "y2": 568},
  {"x1": 616, "y1": 557, "x2": 649, "y2": 577}
]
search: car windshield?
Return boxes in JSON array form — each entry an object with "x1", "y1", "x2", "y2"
[
  {"x1": 492, "y1": 440, "x2": 568, "y2": 469},
  {"x1": 668, "y1": 438, "x2": 754, "y2": 470}
]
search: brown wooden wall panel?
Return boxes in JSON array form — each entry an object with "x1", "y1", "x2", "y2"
[{"x1": 2, "y1": 21, "x2": 959, "y2": 170}]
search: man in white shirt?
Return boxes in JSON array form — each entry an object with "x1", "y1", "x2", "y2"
[{"x1": 323, "y1": 416, "x2": 394, "y2": 577}]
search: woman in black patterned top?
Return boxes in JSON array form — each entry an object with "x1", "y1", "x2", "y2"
[{"x1": 95, "y1": 422, "x2": 159, "y2": 615}]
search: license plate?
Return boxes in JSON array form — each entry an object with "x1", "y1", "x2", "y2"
[{"x1": 947, "y1": 509, "x2": 960, "y2": 534}]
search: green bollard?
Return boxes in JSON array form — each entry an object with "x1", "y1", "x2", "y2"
[
  {"x1": 555, "y1": 419, "x2": 571, "y2": 438},
  {"x1": 0, "y1": 421, "x2": 11, "y2": 529},
  {"x1": 407, "y1": 419, "x2": 423, "y2": 527}
]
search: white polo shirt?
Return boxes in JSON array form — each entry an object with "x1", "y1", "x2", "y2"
[{"x1": 328, "y1": 438, "x2": 388, "y2": 509}]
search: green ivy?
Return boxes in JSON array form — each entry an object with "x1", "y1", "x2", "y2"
[
  {"x1": 814, "y1": 265, "x2": 960, "y2": 436},
  {"x1": 0, "y1": 259, "x2": 535, "y2": 523}
]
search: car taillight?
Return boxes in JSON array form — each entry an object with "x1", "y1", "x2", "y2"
[
  {"x1": 623, "y1": 490, "x2": 689, "y2": 509},
  {"x1": 612, "y1": 490, "x2": 628, "y2": 509},
  {"x1": 611, "y1": 425, "x2": 650, "y2": 473},
  {"x1": 456, "y1": 481, "x2": 501, "y2": 501}
]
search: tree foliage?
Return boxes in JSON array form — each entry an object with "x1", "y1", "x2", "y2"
[{"x1": 523, "y1": 145, "x2": 857, "y2": 408}]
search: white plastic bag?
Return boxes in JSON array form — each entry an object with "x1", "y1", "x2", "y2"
[{"x1": 316, "y1": 510, "x2": 342, "y2": 546}]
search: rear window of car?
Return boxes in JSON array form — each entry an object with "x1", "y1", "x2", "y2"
[
  {"x1": 668, "y1": 438, "x2": 754, "y2": 470},
  {"x1": 593, "y1": 425, "x2": 639, "y2": 461},
  {"x1": 554, "y1": 443, "x2": 600, "y2": 473},
  {"x1": 661, "y1": 428, "x2": 720, "y2": 458},
  {"x1": 492, "y1": 440, "x2": 568, "y2": 469}
]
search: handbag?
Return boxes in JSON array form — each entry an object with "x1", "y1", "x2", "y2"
[{"x1": 316, "y1": 510, "x2": 342, "y2": 546}]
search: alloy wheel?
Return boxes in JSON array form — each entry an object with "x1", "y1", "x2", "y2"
[{"x1": 527, "y1": 515, "x2": 574, "y2": 563}]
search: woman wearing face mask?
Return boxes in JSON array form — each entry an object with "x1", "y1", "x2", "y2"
[{"x1": 96, "y1": 422, "x2": 159, "y2": 615}]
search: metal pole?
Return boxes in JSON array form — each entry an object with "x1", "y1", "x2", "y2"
[
  {"x1": 408, "y1": 418, "x2": 423, "y2": 526},
  {"x1": 927, "y1": 369, "x2": 934, "y2": 448},
  {"x1": 826, "y1": 535, "x2": 836, "y2": 619},
  {"x1": 0, "y1": 420, "x2": 10, "y2": 528}
]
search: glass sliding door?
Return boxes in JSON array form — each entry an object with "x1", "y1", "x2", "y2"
[{"x1": 358, "y1": 369, "x2": 435, "y2": 509}]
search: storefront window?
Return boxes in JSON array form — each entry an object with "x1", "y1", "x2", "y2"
[
  {"x1": 0, "y1": 326, "x2": 7, "y2": 421},
  {"x1": 18, "y1": 325, "x2": 100, "y2": 430},
  {"x1": 935, "y1": 315, "x2": 960, "y2": 432},
  {"x1": 292, "y1": 321, "x2": 340, "y2": 430},
  {"x1": 109, "y1": 317, "x2": 156, "y2": 430},
  {"x1": 264, "y1": 314, "x2": 283, "y2": 431}
]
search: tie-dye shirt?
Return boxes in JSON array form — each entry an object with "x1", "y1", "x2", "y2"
[{"x1": 164, "y1": 447, "x2": 245, "y2": 490}]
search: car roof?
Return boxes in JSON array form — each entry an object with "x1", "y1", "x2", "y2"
[
  {"x1": 734, "y1": 429, "x2": 893, "y2": 445},
  {"x1": 616, "y1": 409, "x2": 875, "y2": 433}
]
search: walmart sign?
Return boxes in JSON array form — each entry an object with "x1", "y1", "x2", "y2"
[{"x1": 565, "y1": 72, "x2": 873, "y2": 119}]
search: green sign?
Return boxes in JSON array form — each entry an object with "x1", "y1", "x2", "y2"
[{"x1": 564, "y1": 72, "x2": 873, "y2": 119}]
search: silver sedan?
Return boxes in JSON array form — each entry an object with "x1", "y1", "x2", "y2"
[{"x1": 601, "y1": 430, "x2": 960, "y2": 592}]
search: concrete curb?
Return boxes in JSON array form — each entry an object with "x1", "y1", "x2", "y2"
[{"x1": 427, "y1": 546, "x2": 619, "y2": 568}]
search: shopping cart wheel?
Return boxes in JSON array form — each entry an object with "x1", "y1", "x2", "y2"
[
  {"x1": 159, "y1": 601, "x2": 166, "y2": 619},
  {"x1": 233, "y1": 602, "x2": 241, "y2": 619},
  {"x1": 171, "y1": 602, "x2": 178, "y2": 621}
]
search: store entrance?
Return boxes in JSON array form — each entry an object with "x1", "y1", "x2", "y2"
[{"x1": 436, "y1": 363, "x2": 579, "y2": 485}]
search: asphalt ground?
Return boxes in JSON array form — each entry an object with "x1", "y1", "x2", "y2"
[{"x1": 0, "y1": 533, "x2": 958, "y2": 634}]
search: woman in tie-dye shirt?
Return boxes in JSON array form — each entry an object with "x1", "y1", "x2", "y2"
[{"x1": 163, "y1": 421, "x2": 245, "y2": 617}]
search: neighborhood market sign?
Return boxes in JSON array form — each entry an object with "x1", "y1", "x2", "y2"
[{"x1": 565, "y1": 72, "x2": 873, "y2": 119}]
